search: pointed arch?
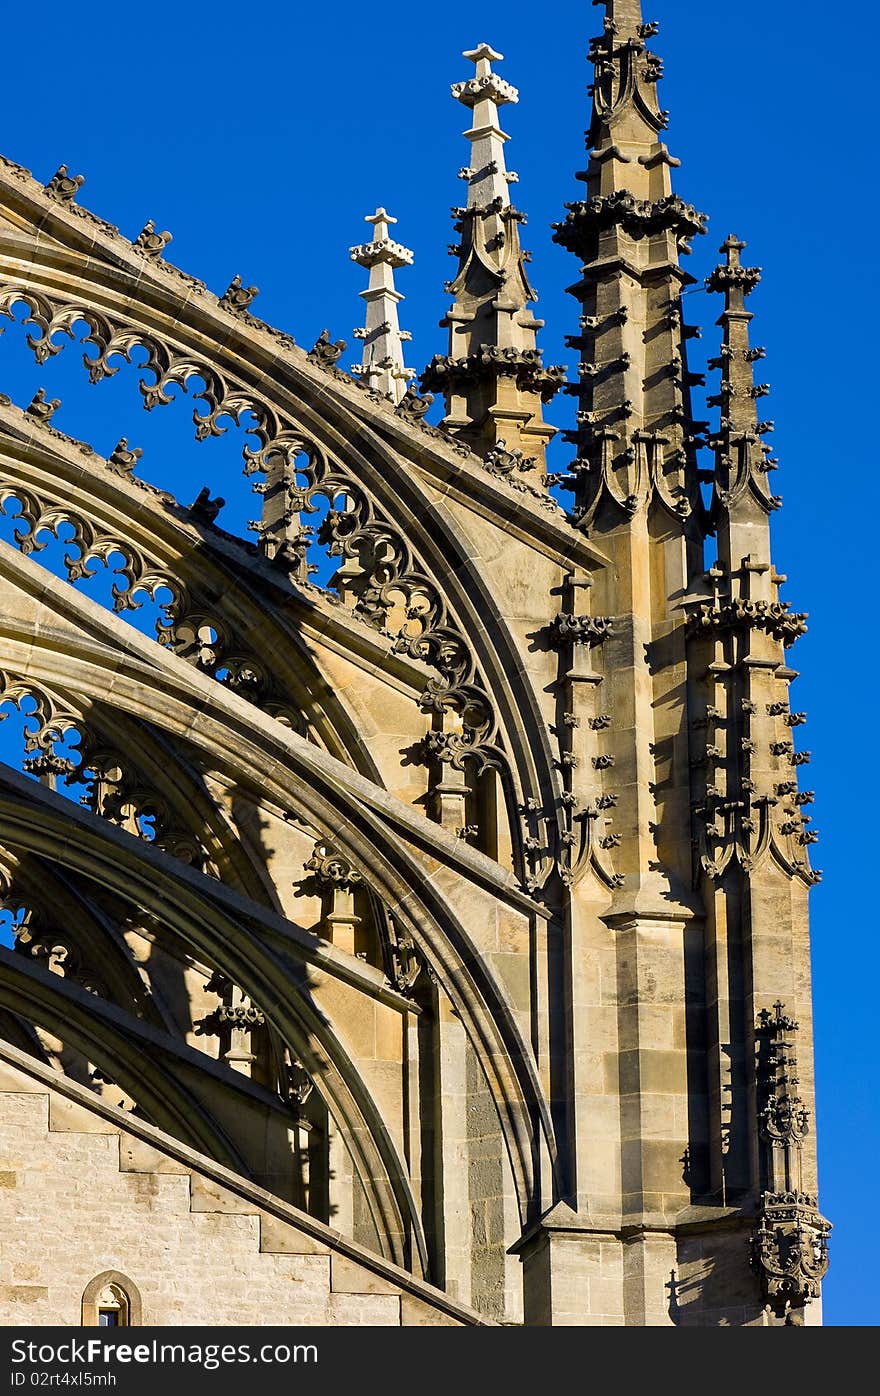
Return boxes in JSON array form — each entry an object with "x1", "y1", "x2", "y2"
[{"x1": 82, "y1": 1271, "x2": 143, "y2": 1327}]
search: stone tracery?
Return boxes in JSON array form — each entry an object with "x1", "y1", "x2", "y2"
[{"x1": 0, "y1": 0, "x2": 827, "y2": 1328}]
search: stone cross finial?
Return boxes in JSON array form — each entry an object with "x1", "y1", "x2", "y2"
[
  {"x1": 721, "y1": 233, "x2": 747, "y2": 268},
  {"x1": 364, "y1": 207, "x2": 397, "y2": 237},
  {"x1": 349, "y1": 208, "x2": 415, "y2": 405},
  {"x1": 462, "y1": 42, "x2": 504, "y2": 78}
]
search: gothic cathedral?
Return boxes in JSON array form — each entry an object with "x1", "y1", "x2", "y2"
[{"x1": 0, "y1": 0, "x2": 828, "y2": 1327}]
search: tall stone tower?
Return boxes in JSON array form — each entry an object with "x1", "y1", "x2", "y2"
[{"x1": 0, "y1": 0, "x2": 828, "y2": 1327}]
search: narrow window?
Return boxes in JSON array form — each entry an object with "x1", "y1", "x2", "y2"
[
  {"x1": 95, "y1": 1283, "x2": 128, "y2": 1325},
  {"x1": 82, "y1": 1272, "x2": 142, "y2": 1326}
]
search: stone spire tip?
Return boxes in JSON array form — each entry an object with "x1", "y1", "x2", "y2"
[
  {"x1": 462, "y1": 42, "x2": 503, "y2": 65},
  {"x1": 721, "y1": 233, "x2": 748, "y2": 260},
  {"x1": 452, "y1": 44, "x2": 518, "y2": 107},
  {"x1": 421, "y1": 37, "x2": 562, "y2": 471},
  {"x1": 591, "y1": 0, "x2": 648, "y2": 39},
  {"x1": 350, "y1": 208, "x2": 415, "y2": 403},
  {"x1": 366, "y1": 207, "x2": 398, "y2": 228}
]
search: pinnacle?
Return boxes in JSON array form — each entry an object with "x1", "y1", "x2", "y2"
[
  {"x1": 349, "y1": 207, "x2": 414, "y2": 404},
  {"x1": 423, "y1": 41, "x2": 559, "y2": 468},
  {"x1": 452, "y1": 44, "x2": 519, "y2": 109}
]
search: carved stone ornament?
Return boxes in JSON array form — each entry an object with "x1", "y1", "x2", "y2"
[
  {"x1": 687, "y1": 598, "x2": 808, "y2": 647},
  {"x1": 216, "y1": 1003, "x2": 265, "y2": 1029},
  {"x1": 133, "y1": 221, "x2": 172, "y2": 258},
  {"x1": 25, "y1": 388, "x2": 61, "y2": 423},
  {"x1": 750, "y1": 1002, "x2": 831, "y2": 1319},
  {"x1": 308, "y1": 328, "x2": 347, "y2": 368},
  {"x1": 44, "y1": 164, "x2": 84, "y2": 203},
  {"x1": 548, "y1": 612, "x2": 615, "y2": 648},
  {"x1": 554, "y1": 191, "x2": 707, "y2": 255},
  {"x1": 483, "y1": 439, "x2": 537, "y2": 475},
  {"x1": 107, "y1": 438, "x2": 143, "y2": 478},
  {"x1": 751, "y1": 1192, "x2": 831, "y2": 1321},
  {"x1": 395, "y1": 386, "x2": 434, "y2": 424},
  {"x1": 757, "y1": 1002, "x2": 810, "y2": 1151},
  {"x1": 188, "y1": 485, "x2": 226, "y2": 524},
  {"x1": 219, "y1": 275, "x2": 259, "y2": 315},
  {"x1": 303, "y1": 840, "x2": 362, "y2": 892},
  {"x1": 420, "y1": 728, "x2": 472, "y2": 772},
  {"x1": 421, "y1": 348, "x2": 566, "y2": 403}
]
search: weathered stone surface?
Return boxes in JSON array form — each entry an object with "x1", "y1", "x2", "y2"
[
  {"x1": 0, "y1": 0, "x2": 822, "y2": 1329},
  {"x1": 0, "y1": 1047, "x2": 482, "y2": 1327}
]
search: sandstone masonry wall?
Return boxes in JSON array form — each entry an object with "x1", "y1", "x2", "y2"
[{"x1": 0, "y1": 1046, "x2": 478, "y2": 1327}]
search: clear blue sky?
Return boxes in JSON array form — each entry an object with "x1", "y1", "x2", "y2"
[{"x1": 0, "y1": 0, "x2": 874, "y2": 1325}]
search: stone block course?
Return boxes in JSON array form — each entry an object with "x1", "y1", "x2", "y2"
[{"x1": 0, "y1": 1050, "x2": 477, "y2": 1327}]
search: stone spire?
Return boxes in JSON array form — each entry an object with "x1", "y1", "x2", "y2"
[
  {"x1": 584, "y1": 0, "x2": 671, "y2": 190},
  {"x1": 706, "y1": 235, "x2": 779, "y2": 587},
  {"x1": 553, "y1": 0, "x2": 707, "y2": 528},
  {"x1": 349, "y1": 209, "x2": 415, "y2": 405},
  {"x1": 421, "y1": 43, "x2": 564, "y2": 472},
  {"x1": 686, "y1": 238, "x2": 819, "y2": 1217},
  {"x1": 546, "y1": 0, "x2": 711, "y2": 904}
]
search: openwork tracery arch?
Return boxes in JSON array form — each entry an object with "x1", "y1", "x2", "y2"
[
  {"x1": 0, "y1": 576, "x2": 557, "y2": 1224},
  {"x1": 0, "y1": 226, "x2": 594, "y2": 879},
  {"x1": 0, "y1": 6, "x2": 832, "y2": 1329},
  {"x1": 0, "y1": 154, "x2": 593, "y2": 1312}
]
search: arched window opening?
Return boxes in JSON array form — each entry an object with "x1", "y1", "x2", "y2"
[
  {"x1": 81, "y1": 1271, "x2": 142, "y2": 1326},
  {"x1": 98, "y1": 1284, "x2": 126, "y2": 1326}
]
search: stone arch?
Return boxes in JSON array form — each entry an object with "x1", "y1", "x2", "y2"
[
  {"x1": 81, "y1": 1270, "x2": 143, "y2": 1327},
  {"x1": 0, "y1": 776, "x2": 432, "y2": 1274},
  {"x1": 0, "y1": 571, "x2": 558, "y2": 1224},
  {"x1": 0, "y1": 406, "x2": 390, "y2": 784},
  {"x1": 0, "y1": 949, "x2": 249, "y2": 1173},
  {"x1": 0, "y1": 847, "x2": 159, "y2": 1022},
  {"x1": 0, "y1": 243, "x2": 587, "y2": 871}
]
